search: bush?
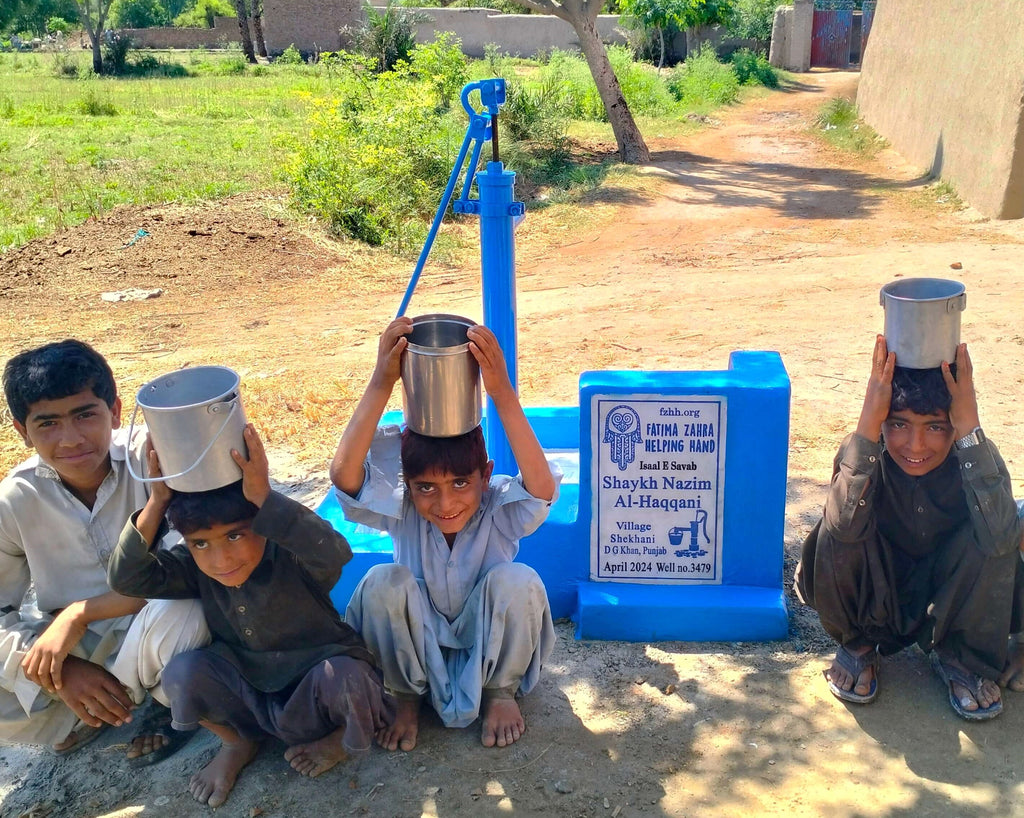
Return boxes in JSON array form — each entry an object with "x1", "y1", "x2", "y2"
[
  {"x1": 345, "y1": 1, "x2": 419, "y2": 73},
  {"x1": 102, "y1": 30, "x2": 134, "y2": 74},
  {"x1": 76, "y1": 89, "x2": 118, "y2": 115},
  {"x1": 45, "y1": 16, "x2": 73, "y2": 34},
  {"x1": 727, "y1": 0, "x2": 780, "y2": 41},
  {"x1": 666, "y1": 42, "x2": 739, "y2": 107},
  {"x1": 173, "y1": 0, "x2": 235, "y2": 27},
  {"x1": 276, "y1": 43, "x2": 304, "y2": 64},
  {"x1": 730, "y1": 48, "x2": 777, "y2": 87},
  {"x1": 109, "y1": 0, "x2": 170, "y2": 28},
  {"x1": 409, "y1": 32, "x2": 467, "y2": 110},
  {"x1": 287, "y1": 64, "x2": 459, "y2": 248}
]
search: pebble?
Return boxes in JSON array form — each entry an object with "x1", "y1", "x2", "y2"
[
  {"x1": 153, "y1": 796, "x2": 170, "y2": 806},
  {"x1": 554, "y1": 780, "x2": 573, "y2": 794}
]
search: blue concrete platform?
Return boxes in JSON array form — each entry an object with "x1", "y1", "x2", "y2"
[{"x1": 318, "y1": 351, "x2": 790, "y2": 642}]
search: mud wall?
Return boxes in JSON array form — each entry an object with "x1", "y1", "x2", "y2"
[
  {"x1": 122, "y1": 17, "x2": 239, "y2": 48},
  {"x1": 857, "y1": 0, "x2": 1024, "y2": 219},
  {"x1": 261, "y1": 0, "x2": 362, "y2": 55}
]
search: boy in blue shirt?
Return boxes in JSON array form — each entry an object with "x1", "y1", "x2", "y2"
[{"x1": 332, "y1": 319, "x2": 559, "y2": 751}]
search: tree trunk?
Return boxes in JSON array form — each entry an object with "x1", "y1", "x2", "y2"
[
  {"x1": 91, "y1": 36, "x2": 103, "y2": 73},
  {"x1": 573, "y1": 12, "x2": 650, "y2": 164},
  {"x1": 251, "y1": 0, "x2": 267, "y2": 58},
  {"x1": 232, "y1": 0, "x2": 257, "y2": 63}
]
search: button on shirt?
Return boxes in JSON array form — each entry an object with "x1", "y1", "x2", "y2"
[
  {"x1": 0, "y1": 427, "x2": 150, "y2": 632},
  {"x1": 335, "y1": 425, "x2": 561, "y2": 623}
]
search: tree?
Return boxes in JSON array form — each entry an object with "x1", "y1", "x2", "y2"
[
  {"x1": 503, "y1": 0, "x2": 650, "y2": 164},
  {"x1": 231, "y1": 0, "x2": 256, "y2": 62},
  {"x1": 619, "y1": 0, "x2": 685, "y2": 70},
  {"x1": 680, "y1": 0, "x2": 733, "y2": 56},
  {"x1": 109, "y1": 0, "x2": 169, "y2": 28},
  {"x1": 73, "y1": 0, "x2": 114, "y2": 73},
  {"x1": 250, "y1": 0, "x2": 267, "y2": 57}
]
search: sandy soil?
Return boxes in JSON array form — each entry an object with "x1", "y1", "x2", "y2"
[{"x1": 4, "y1": 69, "x2": 1024, "y2": 818}]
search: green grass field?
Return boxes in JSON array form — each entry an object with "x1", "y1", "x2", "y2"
[
  {"x1": 0, "y1": 50, "x2": 329, "y2": 251},
  {"x1": 0, "y1": 45, "x2": 779, "y2": 253}
]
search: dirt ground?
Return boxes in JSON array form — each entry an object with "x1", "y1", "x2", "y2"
[{"x1": 4, "y1": 69, "x2": 1024, "y2": 818}]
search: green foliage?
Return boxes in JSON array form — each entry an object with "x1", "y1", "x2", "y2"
[
  {"x1": 814, "y1": 97, "x2": 880, "y2": 154},
  {"x1": 346, "y1": 1, "x2": 419, "y2": 73},
  {"x1": 45, "y1": 16, "x2": 72, "y2": 33},
  {"x1": 102, "y1": 31, "x2": 134, "y2": 74},
  {"x1": 276, "y1": 43, "x2": 304, "y2": 64},
  {"x1": 727, "y1": 0, "x2": 779, "y2": 41},
  {"x1": 666, "y1": 42, "x2": 738, "y2": 107},
  {"x1": 287, "y1": 63, "x2": 459, "y2": 248},
  {"x1": 730, "y1": 48, "x2": 776, "y2": 87},
  {"x1": 409, "y1": 32, "x2": 467, "y2": 110},
  {"x1": 76, "y1": 89, "x2": 118, "y2": 115},
  {"x1": 172, "y1": 0, "x2": 235, "y2": 27},
  {"x1": 449, "y1": 0, "x2": 529, "y2": 12},
  {"x1": 680, "y1": 0, "x2": 734, "y2": 27},
  {"x1": 110, "y1": 0, "x2": 170, "y2": 28},
  {"x1": 4, "y1": 0, "x2": 78, "y2": 36},
  {"x1": 50, "y1": 49, "x2": 79, "y2": 75}
]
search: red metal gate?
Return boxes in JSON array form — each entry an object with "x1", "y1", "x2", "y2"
[{"x1": 811, "y1": 0, "x2": 855, "y2": 68}]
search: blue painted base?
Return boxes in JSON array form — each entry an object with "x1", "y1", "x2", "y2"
[{"x1": 575, "y1": 582, "x2": 789, "y2": 642}]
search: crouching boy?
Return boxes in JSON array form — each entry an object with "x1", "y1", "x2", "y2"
[
  {"x1": 109, "y1": 424, "x2": 393, "y2": 808},
  {"x1": 0, "y1": 339, "x2": 208, "y2": 761},
  {"x1": 331, "y1": 318, "x2": 559, "y2": 752},
  {"x1": 794, "y1": 336, "x2": 1024, "y2": 721}
]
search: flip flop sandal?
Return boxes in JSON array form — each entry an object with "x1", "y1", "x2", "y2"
[
  {"x1": 127, "y1": 702, "x2": 196, "y2": 768},
  {"x1": 49, "y1": 722, "x2": 108, "y2": 757},
  {"x1": 930, "y1": 652, "x2": 1003, "y2": 722},
  {"x1": 825, "y1": 644, "x2": 878, "y2": 704}
]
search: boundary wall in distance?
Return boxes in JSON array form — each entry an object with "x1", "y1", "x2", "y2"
[{"x1": 857, "y1": 0, "x2": 1024, "y2": 219}]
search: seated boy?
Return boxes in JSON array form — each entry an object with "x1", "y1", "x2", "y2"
[
  {"x1": 108, "y1": 424, "x2": 393, "y2": 808},
  {"x1": 0, "y1": 339, "x2": 208, "y2": 760},
  {"x1": 794, "y1": 336, "x2": 1023, "y2": 720},
  {"x1": 331, "y1": 319, "x2": 559, "y2": 751}
]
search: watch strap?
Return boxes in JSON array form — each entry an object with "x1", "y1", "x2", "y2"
[{"x1": 955, "y1": 426, "x2": 985, "y2": 450}]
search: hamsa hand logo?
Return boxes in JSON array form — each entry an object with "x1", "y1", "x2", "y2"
[{"x1": 603, "y1": 405, "x2": 642, "y2": 471}]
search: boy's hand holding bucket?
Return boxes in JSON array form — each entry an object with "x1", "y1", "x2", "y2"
[
  {"x1": 230, "y1": 424, "x2": 271, "y2": 509},
  {"x1": 941, "y1": 343, "x2": 982, "y2": 440}
]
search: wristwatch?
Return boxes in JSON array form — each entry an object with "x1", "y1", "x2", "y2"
[{"x1": 955, "y1": 426, "x2": 986, "y2": 450}]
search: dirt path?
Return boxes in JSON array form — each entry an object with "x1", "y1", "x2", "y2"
[{"x1": 4, "y1": 70, "x2": 1024, "y2": 818}]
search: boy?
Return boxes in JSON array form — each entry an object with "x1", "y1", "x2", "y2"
[
  {"x1": 108, "y1": 424, "x2": 392, "y2": 808},
  {"x1": 0, "y1": 339, "x2": 208, "y2": 759},
  {"x1": 794, "y1": 336, "x2": 1023, "y2": 720},
  {"x1": 331, "y1": 318, "x2": 559, "y2": 751}
]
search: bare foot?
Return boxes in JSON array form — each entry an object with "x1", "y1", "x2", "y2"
[
  {"x1": 189, "y1": 739, "x2": 259, "y2": 808},
  {"x1": 284, "y1": 727, "x2": 350, "y2": 778},
  {"x1": 481, "y1": 696, "x2": 524, "y2": 748},
  {"x1": 825, "y1": 645, "x2": 875, "y2": 697},
  {"x1": 376, "y1": 696, "x2": 419, "y2": 752},
  {"x1": 999, "y1": 639, "x2": 1024, "y2": 692}
]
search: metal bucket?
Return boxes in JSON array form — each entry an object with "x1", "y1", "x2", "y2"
[
  {"x1": 879, "y1": 278, "x2": 966, "y2": 369},
  {"x1": 401, "y1": 314, "x2": 481, "y2": 437},
  {"x1": 127, "y1": 366, "x2": 247, "y2": 492}
]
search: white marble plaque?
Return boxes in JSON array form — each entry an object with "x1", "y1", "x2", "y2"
[{"x1": 590, "y1": 394, "x2": 726, "y2": 584}]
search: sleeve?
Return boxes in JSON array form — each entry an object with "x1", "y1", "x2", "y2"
[
  {"x1": 252, "y1": 491, "x2": 353, "y2": 589},
  {"x1": 333, "y1": 424, "x2": 405, "y2": 534},
  {"x1": 957, "y1": 437, "x2": 1022, "y2": 557},
  {"x1": 491, "y1": 461, "x2": 563, "y2": 543},
  {"x1": 107, "y1": 512, "x2": 201, "y2": 599},
  {"x1": 0, "y1": 501, "x2": 30, "y2": 612},
  {"x1": 822, "y1": 433, "x2": 883, "y2": 543}
]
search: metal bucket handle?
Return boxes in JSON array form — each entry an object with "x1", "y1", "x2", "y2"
[
  {"x1": 878, "y1": 290, "x2": 967, "y2": 313},
  {"x1": 124, "y1": 398, "x2": 241, "y2": 484}
]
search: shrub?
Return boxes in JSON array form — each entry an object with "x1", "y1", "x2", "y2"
[
  {"x1": 345, "y1": 1, "x2": 419, "y2": 73},
  {"x1": 45, "y1": 16, "x2": 73, "y2": 34},
  {"x1": 410, "y1": 32, "x2": 467, "y2": 110},
  {"x1": 730, "y1": 48, "x2": 777, "y2": 87},
  {"x1": 666, "y1": 42, "x2": 739, "y2": 107},
  {"x1": 102, "y1": 31, "x2": 133, "y2": 74},
  {"x1": 173, "y1": 0, "x2": 235, "y2": 27},
  {"x1": 276, "y1": 43, "x2": 304, "y2": 64},
  {"x1": 727, "y1": 0, "x2": 780, "y2": 41},
  {"x1": 76, "y1": 89, "x2": 118, "y2": 116},
  {"x1": 51, "y1": 51, "x2": 79, "y2": 76},
  {"x1": 815, "y1": 97, "x2": 880, "y2": 154},
  {"x1": 109, "y1": 0, "x2": 170, "y2": 28},
  {"x1": 287, "y1": 65, "x2": 459, "y2": 248}
]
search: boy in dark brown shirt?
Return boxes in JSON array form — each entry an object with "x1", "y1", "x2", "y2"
[
  {"x1": 795, "y1": 336, "x2": 1023, "y2": 720},
  {"x1": 108, "y1": 424, "x2": 393, "y2": 807}
]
